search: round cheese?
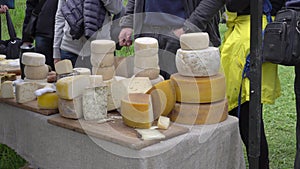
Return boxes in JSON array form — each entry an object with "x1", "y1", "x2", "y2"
[
  {"x1": 176, "y1": 47, "x2": 220, "y2": 77},
  {"x1": 55, "y1": 59, "x2": 73, "y2": 75},
  {"x1": 90, "y1": 52, "x2": 114, "y2": 67},
  {"x1": 73, "y1": 68, "x2": 91, "y2": 75},
  {"x1": 24, "y1": 78, "x2": 47, "y2": 83},
  {"x1": 134, "y1": 66, "x2": 160, "y2": 80},
  {"x1": 170, "y1": 99, "x2": 228, "y2": 125},
  {"x1": 150, "y1": 75, "x2": 164, "y2": 85},
  {"x1": 24, "y1": 65, "x2": 48, "y2": 80},
  {"x1": 37, "y1": 92, "x2": 59, "y2": 109},
  {"x1": 180, "y1": 32, "x2": 209, "y2": 50},
  {"x1": 134, "y1": 54, "x2": 159, "y2": 69},
  {"x1": 22, "y1": 52, "x2": 45, "y2": 66},
  {"x1": 91, "y1": 40, "x2": 116, "y2": 53},
  {"x1": 170, "y1": 73, "x2": 225, "y2": 103},
  {"x1": 134, "y1": 37, "x2": 159, "y2": 56},
  {"x1": 92, "y1": 66, "x2": 115, "y2": 81}
]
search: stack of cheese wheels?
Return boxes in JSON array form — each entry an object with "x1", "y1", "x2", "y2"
[
  {"x1": 91, "y1": 40, "x2": 115, "y2": 81},
  {"x1": 133, "y1": 37, "x2": 164, "y2": 85},
  {"x1": 170, "y1": 32, "x2": 228, "y2": 125},
  {"x1": 22, "y1": 52, "x2": 48, "y2": 83}
]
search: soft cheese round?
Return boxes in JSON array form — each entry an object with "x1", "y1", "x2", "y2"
[
  {"x1": 180, "y1": 32, "x2": 209, "y2": 50},
  {"x1": 22, "y1": 52, "x2": 45, "y2": 66},
  {"x1": 134, "y1": 54, "x2": 159, "y2": 69},
  {"x1": 134, "y1": 66, "x2": 160, "y2": 80},
  {"x1": 24, "y1": 65, "x2": 49, "y2": 80},
  {"x1": 90, "y1": 52, "x2": 114, "y2": 67},
  {"x1": 92, "y1": 65, "x2": 115, "y2": 81},
  {"x1": 91, "y1": 40, "x2": 116, "y2": 53},
  {"x1": 134, "y1": 37, "x2": 159, "y2": 56}
]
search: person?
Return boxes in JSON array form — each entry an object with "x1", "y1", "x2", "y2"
[
  {"x1": 118, "y1": 0, "x2": 222, "y2": 79},
  {"x1": 220, "y1": 0, "x2": 285, "y2": 168},
  {"x1": 0, "y1": 5, "x2": 8, "y2": 13}
]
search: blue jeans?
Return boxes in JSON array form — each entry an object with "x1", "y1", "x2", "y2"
[
  {"x1": 60, "y1": 50, "x2": 78, "y2": 67},
  {"x1": 35, "y1": 36, "x2": 54, "y2": 70}
]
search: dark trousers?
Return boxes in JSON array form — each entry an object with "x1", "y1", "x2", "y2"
[
  {"x1": 230, "y1": 102, "x2": 269, "y2": 169},
  {"x1": 294, "y1": 66, "x2": 300, "y2": 169},
  {"x1": 35, "y1": 36, "x2": 54, "y2": 71}
]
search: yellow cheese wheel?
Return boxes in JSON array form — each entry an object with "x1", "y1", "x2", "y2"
[
  {"x1": 170, "y1": 99, "x2": 228, "y2": 125},
  {"x1": 37, "y1": 92, "x2": 59, "y2": 109},
  {"x1": 146, "y1": 80, "x2": 176, "y2": 119},
  {"x1": 170, "y1": 73, "x2": 226, "y2": 103}
]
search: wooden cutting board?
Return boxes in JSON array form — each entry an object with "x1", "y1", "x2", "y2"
[
  {"x1": 0, "y1": 98, "x2": 58, "y2": 116},
  {"x1": 48, "y1": 113, "x2": 189, "y2": 150}
]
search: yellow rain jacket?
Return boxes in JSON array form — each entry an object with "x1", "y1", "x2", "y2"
[{"x1": 220, "y1": 12, "x2": 281, "y2": 111}]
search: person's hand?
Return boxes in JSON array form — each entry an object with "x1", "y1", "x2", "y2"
[
  {"x1": 0, "y1": 5, "x2": 8, "y2": 14},
  {"x1": 21, "y1": 42, "x2": 33, "y2": 48},
  {"x1": 54, "y1": 58, "x2": 61, "y2": 65},
  {"x1": 173, "y1": 28, "x2": 185, "y2": 38},
  {"x1": 118, "y1": 28, "x2": 133, "y2": 46}
]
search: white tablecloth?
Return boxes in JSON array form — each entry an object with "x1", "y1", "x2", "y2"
[{"x1": 0, "y1": 102, "x2": 246, "y2": 169}]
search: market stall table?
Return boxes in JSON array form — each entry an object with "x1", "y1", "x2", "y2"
[{"x1": 0, "y1": 102, "x2": 246, "y2": 169}]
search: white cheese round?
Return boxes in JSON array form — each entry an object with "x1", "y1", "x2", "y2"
[
  {"x1": 73, "y1": 67, "x2": 91, "y2": 75},
  {"x1": 55, "y1": 59, "x2": 73, "y2": 75},
  {"x1": 24, "y1": 65, "x2": 49, "y2": 80},
  {"x1": 92, "y1": 65, "x2": 115, "y2": 81},
  {"x1": 90, "y1": 52, "x2": 114, "y2": 67},
  {"x1": 180, "y1": 32, "x2": 209, "y2": 50},
  {"x1": 22, "y1": 52, "x2": 45, "y2": 66},
  {"x1": 134, "y1": 37, "x2": 159, "y2": 56},
  {"x1": 134, "y1": 66, "x2": 160, "y2": 80},
  {"x1": 134, "y1": 54, "x2": 159, "y2": 69},
  {"x1": 91, "y1": 40, "x2": 116, "y2": 53}
]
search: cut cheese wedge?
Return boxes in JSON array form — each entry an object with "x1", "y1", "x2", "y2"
[
  {"x1": 180, "y1": 32, "x2": 209, "y2": 50},
  {"x1": 37, "y1": 92, "x2": 59, "y2": 109},
  {"x1": 1, "y1": 81, "x2": 14, "y2": 98},
  {"x1": 58, "y1": 97, "x2": 83, "y2": 119},
  {"x1": 15, "y1": 82, "x2": 41, "y2": 103},
  {"x1": 170, "y1": 99, "x2": 228, "y2": 125},
  {"x1": 55, "y1": 59, "x2": 73, "y2": 75},
  {"x1": 24, "y1": 65, "x2": 49, "y2": 80},
  {"x1": 170, "y1": 73, "x2": 225, "y2": 103},
  {"x1": 22, "y1": 52, "x2": 45, "y2": 66},
  {"x1": 157, "y1": 116, "x2": 170, "y2": 130}
]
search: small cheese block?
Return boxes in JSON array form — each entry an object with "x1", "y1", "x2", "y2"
[
  {"x1": 146, "y1": 80, "x2": 176, "y2": 119},
  {"x1": 176, "y1": 47, "x2": 220, "y2": 77},
  {"x1": 24, "y1": 65, "x2": 49, "y2": 80},
  {"x1": 135, "y1": 129, "x2": 165, "y2": 140},
  {"x1": 56, "y1": 75, "x2": 90, "y2": 100},
  {"x1": 104, "y1": 77, "x2": 118, "y2": 111},
  {"x1": 1, "y1": 81, "x2": 14, "y2": 98},
  {"x1": 82, "y1": 85, "x2": 108, "y2": 120},
  {"x1": 91, "y1": 40, "x2": 116, "y2": 53},
  {"x1": 92, "y1": 66, "x2": 115, "y2": 81},
  {"x1": 22, "y1": 52, "x2": 45, "y2": 66},
  {"x1": 170, "y1": 73, "x2": 225, "y2": 103},
  {"x1": 134, "y1": 37, "x2": 159, "y2": 56},
  {"x1": 157, "y1": 116, "x2": 170, "y2": 130},
  {"x1": 73, "y1": 68, "x2": 91, "y2": 75},
  {"x1": 150, "y1": 75, "x2": 164, "y2": 85},
  {"x1": 90, "y1": 52, "x2": 114, "y2": 67},
  {"x1": 58, "y1": 97, "x2": 83, "y2": 119},
  {"x1": 89, "y1": 75, "x2": 103, "y2": 87},
  {"x1": 180, "y1": 32, "x2": 209, "y2": 50},
  {"x1": 121, "y1": 93, "x2": 154, "y2": 128},
  {"x1": 170, "y1": 99, "x2": 228, "y2": 125},
  {"x1": 37, "y1": 92, "x2": 59, "y2": 109},
  {"x1": 0, "y1": 54, "x2": 6, "y2": 61},
  {"x1": 24, "y1": 78, "x2": 47, "y2": 83},
  {"x1": 15, "y1": 82, "x2": 41, "y2": 103},
  {"x1": 134, "y1": 66, "x2": 160, "y2": 80},
  {"x1": 134, "y1": 54, "x2": 159, "y2": 69},
  {"x1": 55, "y1": 59, "x2": 73, "y2": 75}
]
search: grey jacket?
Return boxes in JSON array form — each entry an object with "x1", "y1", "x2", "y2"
[{"x1": 120, "y1": 0, "x2": 226, "y2": 47}]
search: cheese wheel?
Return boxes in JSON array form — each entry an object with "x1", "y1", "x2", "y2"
[
  {"x1": 1, "y1": 81, "x2": 14, "y2": 99},
  {"x1": 126, "y1": 77, "x2": 152, "y2": 93},
  {"x1": 24, "y1": 78, "x2": 47, "y2": 83},
  {"x1": 92, "y1": 66, "x2": 115, "y2": 81},
  {"x1": 170, "y1": 73, "x2": 225, "y2": 103},
  {"x1": 22, "y1": 52, "x2": 45, "y2": 66},
  {"x1": 24, "y1": 65, "x2": 49, "y2": 80},
  {"x1": 73, "y1": 68, "x2": 91, "y2": 75},
  {"x1": 134, "y1": 54, "x2": 159, "y2": 69},
  {"x1": 180, "y1": 32, "x2": 209, "y2": 50},
  {"x1": 91, "y1": 40, "x2": 116, "y2": 53},
  {"x1": 134, "y1": 37, "x2": 159, "y2": 56},
  {"x1": 176, "y1": 47, "x2": 220, "y2": 77},
  {"x1": 170, "y1": 99, "x2": 228, "y2": 125},
  {"x1": 15, "y1": 82, "x2": 40, "y2": 103},
  {"x1": 134, "y1": 66, "x2": 160, "y2": 80},
  {"x1": 37, "y1": 93, "x2": 59, "y2": 109},
  {"x1": 121, "y1": 93, "x2": 154, "y2": 128},
  {"x1": 157, "y1": 116, "x2": 170, "y2": 130},
  {"x1": 55, "y1": 59, "x2": 73, "y2": 75},
  {"x1": 150, "y1": 75, "x2": 164, "y2": 85},
  {"x1": 56, "y1": 75, "x2": 90, "y2": 100},
  {"x1": 91, "y1": 52, "x2": 114, "y2": 67},
  {"x1": 58, "y1": 97, "x2": 83, "y2": 119},
  {"x1": 146, "y1": 80, "x2": 176, "y2": 119}
]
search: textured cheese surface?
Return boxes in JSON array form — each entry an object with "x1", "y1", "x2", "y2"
[
  {"x1": 134, "y1": 66, "x2": 160, "y2": 80},
  {"x1": 89, "y1": 75, "x2": 103, "y2": 87},
  {"x1": 180, "y1": 32, "x2": 209, "y2": 50},
  {"x1": 91, "y1": 40, "x2": 116, "y2": 53},
  {"x1": 56, "y1": 75, "x2": 90, "y2": 100},
  {"x1": 55, "y1": 59, "x2": 73, "y2": 75},
  {"x1": 150, "y1": 75, "x2": 164, "y2": 85},
  {"x1": 37, "y1": 93, "x2": 59, "y2": 109},
  {"x1": 157, "y1": 116, "x2": 170, "y2": 129},
  {"x1": 1, "y1": 81, "x2": 14, "y2": 98},
  {"x1": 24, "y1": 65, "x2": 49, "y2": 80},
  {"x1": 22, "y1": 52, "x2": 45, "y2": 66},
  {"x1": 90, "y1": 52, "x2": 114, "y2": 67},
  {"x1": 176, "y1": 47, "x2": 220, "y2": 77},
  {"x1": 24, "y1": 78, "x2": 47, "y2": 83},
  {"x1": 58, "y1": 97, "x2": 83, "y2": 119},
  {"x1": 121, "y1": 93, "x2": 154, "y2": 128},
  {"x1": 146, "y1": 80, "x2": 176, "y2": 119},
  {"x1": 134, "y1": 54, "x2": 159, "y2": 69},
  {"x1": 170, "y1": 73, "x2": 226, "y2": 103},
  {"x1": 83, "y1": 85, "x2": 108, "y2": 120},
  {"x1": 92, "y1": 66, "x2": 115, "y2": 81},
  {"x1": 170, "y1": 99, "x2": 228, "y2": 125},
  {"x1": 15, "y1": 82, "x2": 40, "y2": 103},
  {"x1": 126, "y1": 77, "x2": 152, "y2": 93},
  {"x1": 134, "y1": 37, "x2": 159, "y2": 57},
  {"x1": 73, "y1": 68, "x2": 91, "y2": 75}
]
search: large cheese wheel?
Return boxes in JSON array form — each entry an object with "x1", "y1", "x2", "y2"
[
  {"x1": 134, "y1": 37, "x2": 159, "y2": 57},
  {"x1": 134, "y1": 54, "x2": 159, "y2": 69},
  {"x1": 58, "y1": 97, "x2": 83, "y2": 119},
  {"x1": 73, "y1": 68, "x2": 91, "y2": 75},
  {"x1": 170, "y1": 73, "x2": 225, "y2": 103},
  {"x1": 22, "y1": 52, "x2": 45, "y2": 66},
  {"x1": 90, "y1": 52, "x2": 114, "y2": 67},
  {"x1": 121, "y1": 93, "x2": 154, "y2": 128},
  {"x1": 92, "y1": 66, "x2": 115, "y2": 81},
  {"x1": 170, "y1": 99, "x2": 228, "y2": 125},
  {"x1": 91, "y1": 40, "x2": 116, "y2": 53},
  {"x1": 55, "y1": 59, "x2": 73, "y2": 75},
  {"x1": 176, "y1": 47, "x2": 220, "y2": 77},
  {"x1": 24, "y1": 65, "x2": 48, "y2": 80},
  {"x1": 134, "y1": 66, "x2": 160, "y2": 80},
  {"x1": 180, "y1": 32, "x2": 209, "y2": 50},
  {"x1": 146, "y1": 80, "x2": 176, "y2": 119},
  {"x1": 37, "y1": 92, "x2": 59, "y2": 109}
]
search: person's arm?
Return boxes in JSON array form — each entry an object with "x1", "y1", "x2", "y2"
[
  {"x1": 53, "y1": 0, "x2": 66, "y2": 63},
  {"x1": 101, "y1": 0, "x2": 123, "y2": 15},
  {"x1": 22, "y1": 0, "x2": 38, "y2": 43},
  {"x1": 118, "y1": 0, "x2": 135, "y2": 46}
]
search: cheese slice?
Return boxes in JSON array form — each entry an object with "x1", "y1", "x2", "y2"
[
  {"x1": 91, "y1": 40, "x2": 116, "y2": 53},
  {"x1": 73, "y1": 68, "x2": 91, "y2": 75},
  {"x1": 15, "y1": 82, "x2": 41, "y2": 103},
  {"x1": 37, "y1": 92, "x2": 59, "y2": 109},
  {"x1": 134, "y1": 66, "x2": 160, "y2": 80},
  {"x1": 55, "y1": 59, "x2": 73, "y2": 75},
  {"x1": 1, "y1": 81, "x2": 14, "y2": 98},
  {"x1": 170, "y1": 73, "x2": 226, "y2": 103},
  {"x1": 180, "y1": 32, "x2": 209, "y2": 50},
  {"x1": 92, "y1": 66, "x2": 115, "y2": 81},
  {"x1": 170, "y1": 99, "x2": 228, "y2": 125},
  {"x1": 134, "y1": 37, "x2": 159, "y2": 57},
  {"x1": 56, "y1": 75, "x2": 90, "y2": 100},
  {"x1": 135, "y1": 129, "x2": 165, "y2": 140},
  {"x1": 176, "y1": 47, "x2": 220, "y2": 77},
  {"x1": 157, "y1": 116, "x2": 170, "y2": 130},
  {"x1": 82, "y1": 85, "x2": 108, "y2": 120},
  {"x1": 90, "y1": 52, "x2": 114, "y2": 67},
  {"x1": 134, "y1": 54, "x2": 159, "y2": 69},
  {"x1": 58, "y1": 97, "x2": 83, "y2": 119},
  {"x1": 22, "y1": 52, "x2": 45, "y2": 66},
  {"x1": 24, "y1": 65, "x2": 49, "y2": 80},
  {"x1": 121, "y1": 93, "x2": 154, "y2": 128}
]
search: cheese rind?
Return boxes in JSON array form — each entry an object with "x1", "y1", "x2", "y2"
[
  {"x1": 91, "y1": 40, "x2": 116, "y2": 53},
  {"x1": 15, "y1": 82, "x2": 40, "y2": 103},
  {"x1": 134, "y1": 54, "x2": 159, "y2": 69},
  {"x1": 134, "y1": 37, "x2": 159, "y2": 56},
  {"x1": 90, "y1": 52, "x2": 114, "y2": 67},
  {"x1": 55, "y1": 59, "x2": 73, "y2": 75},
  {"x1": 37, "y1": 93, "x2": 59, "y2": 109},
  {"x1": 24, "y1": 65, "x2": 49, "y2": 80},
  {"x1": 180, "y1": 32, "x2": 209, "y2": 50},
  {"x1": 58, "y1": 97, "x2": 83, "y2": 119},
  {"x1": 22, "y1": 52, "x2": 45, "y2": 66},
  {"x1": 1, "y1": 81, "x2": 14, "y2": 98},
  {"x1": 92, "y1": 66, "x2": 115, "y2": 81}
]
